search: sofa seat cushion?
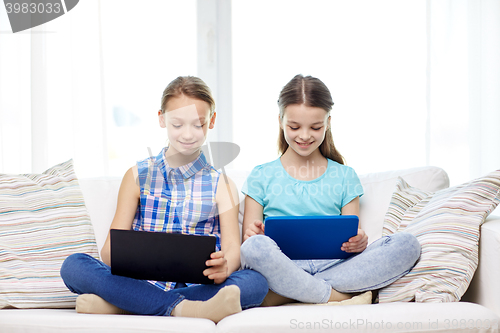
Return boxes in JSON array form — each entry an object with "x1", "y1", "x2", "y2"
[
  {"x1": 0, "y1": 309, "x2": 216, "y2": 333},
  {"x1": 217, "y1": 302, "x2": 499, "y2": 333}
]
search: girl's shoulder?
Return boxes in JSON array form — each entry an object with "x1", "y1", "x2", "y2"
[
  {"x1": 136, "y1": 149, "x2": 163, "y2": 171},
  {"x1": 242, "y1": 159, "x2": 282, "y2": 195},
  {"x1": 248, "y1": 158, "x2": 281, "y2": 176},
  {"x1": 326, "y1": 159, "x2": 360, "y2": 180},
  {"x1": 327, "y1": 158, "x2": 355, "y2": 169}
]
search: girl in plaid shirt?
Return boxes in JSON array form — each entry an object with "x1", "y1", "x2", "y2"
[{"x1": 61, "y1": 76, "x2": 268, "y2": 323}]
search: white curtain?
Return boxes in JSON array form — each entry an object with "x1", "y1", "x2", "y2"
[
  {"x1": 231, "y1": 0, "x2": 428, "y2": 175},
  {"x1": 1, "y1": 0, "x2": 499, "y2": 182},
  {"x1": 0, "y1": 0, "x2": 107, "y2": 177},
  {"x1": 0, "y1": 11, "x2": 31, "y2": 173},
  {"x1": 428, "y1": 0, "x2": 500, "y2": 185},
  {"x1": 1, "y1": 0, "x2": 198, "y2": 178}
]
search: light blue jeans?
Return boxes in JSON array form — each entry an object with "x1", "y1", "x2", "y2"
[{"x1": 240, "y1": 232, "x2": 420, "y2": 303}]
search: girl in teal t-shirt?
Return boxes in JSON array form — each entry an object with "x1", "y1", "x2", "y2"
[{"x1": 240, "y1": 74, "x2": 421, "y2": 305}]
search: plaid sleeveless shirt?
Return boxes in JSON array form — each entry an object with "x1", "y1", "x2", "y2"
[{"x1": 132, "y1": 147, "x2": 221, "y2": 291}]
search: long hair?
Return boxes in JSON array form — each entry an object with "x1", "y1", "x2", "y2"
[
  {"x1": 160, "y1": 76, "x2": 215, "y2": 116},
  {"x1": 277, "y1": 74, "x2": 345, "y2": 165}
]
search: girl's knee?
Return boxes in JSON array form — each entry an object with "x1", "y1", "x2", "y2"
[
  {"x1": 227, "y1": 269, "x2": 269, "y2": 301},
  {"x1": 393, "y1": 233, "x2": 421, "y2": 263},
  {"x1": 252, "y1": 271, "x2": 270, "y2": 303},
  {"x1": 241, "y1": 235, "x2": 272, "y2": 256},
  {"x1": 60, "y1": 253, "x2": 87, "y2": 292},
  {"x1": 237, "y1": 270, "x2": 269, "y2": 294},
  {"x1": 249, "y1": 269, "x2": 269, "y2": 291},
  {"x1": 240, "y1": 235, "x2": 275, "y2": 268},
  {"x1": 61, "y1": 253, "x2": 81, "y2": 273},
  {"x1": 60, "y1": 253, "x2": 95, "y2": 281}
]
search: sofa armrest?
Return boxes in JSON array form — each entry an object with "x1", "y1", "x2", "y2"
[{"x1": 462, "y1": 214, "x2": 500, "y2": 317}]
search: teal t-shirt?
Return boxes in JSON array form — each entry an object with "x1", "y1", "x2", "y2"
[{"x1": 242, "y1": 158, "x2": 364, "y2": 220}]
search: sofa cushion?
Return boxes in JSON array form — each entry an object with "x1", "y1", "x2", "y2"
[
  {"x1": 0, "y1": 309, "x2": 216, "y2": 333},
  {"x1": 462, "y1": 216, "x2": 500, "y2": 317},
  {"x1": 217, "y1": 302, "x2": 500, "y2": 333},
  {"x1": 79, "y1": 177, "x2": 122, "y2": 256},
  {"x1": 358, "y1": 166, "x2": 449, "y2": 243},
  {"x1": 0, "y1": 160, "x2": 99, "y2": 309},
  {"x1": 379, "y1": 170, "x2": 500, "y2": 303}
]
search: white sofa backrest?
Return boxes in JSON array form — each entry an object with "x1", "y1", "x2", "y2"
[
  {"x1": 358, "y1": 166, "x2": 449, "y2": 242},
  {"x1": 79, "y1": 166, "x2": 449, "y2": 256},
  {"x1": 79, "y1": 177, "x2": 121, "y2": 257}
]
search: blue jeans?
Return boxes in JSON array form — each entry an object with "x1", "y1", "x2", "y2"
[
  {"x1": 60, "y1": 253, "x2": 268, "y2": 316},
  {"x1": 240, "y1": 232, "x2": 420, "y2": 303}
]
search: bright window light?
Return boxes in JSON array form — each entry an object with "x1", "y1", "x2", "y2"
[
  {"x1": 232, "y1": 0, "x2": 426, "y2": 174},
  {"x1": 101, "y1": 0, "x2": 197, "y2": 176}
]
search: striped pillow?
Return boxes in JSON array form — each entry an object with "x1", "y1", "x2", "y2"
[
  {"x1": 379, "y1": 170, "x2": 500, "y2": 303},
  {"x1": 0, "y1": 160, "x2": 99, "y2": 309}
]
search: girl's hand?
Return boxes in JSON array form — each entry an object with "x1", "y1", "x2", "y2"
[
  {"x1": 341, "y1": 228, "x2": 368, "y2": 253},
  {"x1": 243, "y1": 220, "x2": 265, "y2": 242},
  {"x1": 203, "y1": 251, "x2": 229, "y2": 284}
]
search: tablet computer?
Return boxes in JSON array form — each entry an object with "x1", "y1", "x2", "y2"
[
  {"x1": 110, "y1": 229, "x2": 216, "y2": 284},
  {"x1": 264, "y1": 215, "x2": 359, "y2": 260}
]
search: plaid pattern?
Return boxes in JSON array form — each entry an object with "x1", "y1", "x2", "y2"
[{"x1": 132, "y1": 147, "x2": 221, "y2": 291}]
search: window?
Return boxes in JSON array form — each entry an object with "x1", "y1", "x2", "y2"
[
  {"x1": 232, "y1": 0, "x2": 427, "y2": 174},
  {"x1": 3, "y1": 1, "x2": 498, "y2": 184},
  {"x1": 101, "y1": 0, "x2": 197, "y2": 176}
]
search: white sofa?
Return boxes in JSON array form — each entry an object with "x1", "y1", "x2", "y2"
[{"x1": 1, "y1": 166, "x2": 499, "y2": 333}]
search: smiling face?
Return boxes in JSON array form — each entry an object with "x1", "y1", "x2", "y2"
[
  {"x1": 280, "y1": 103, "x2": 330, "y2": 158},
  {"x1": 159, "y1": 94, "x2": 215, "y2": 164}
]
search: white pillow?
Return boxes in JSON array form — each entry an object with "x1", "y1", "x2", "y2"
[
  {"x1": 379, "y1": 170, "x2": 500, "y2": 302},
  {"x1": 358, "y1": 166, "x2": 450, "y2": 244},
  {"x1": 0, "y1": 160, "x2": 99, "y2": 309}
]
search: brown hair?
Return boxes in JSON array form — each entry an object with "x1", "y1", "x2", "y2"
[
  {"x1": 278, "y1": 74, "x2": 345, "y2": 165},
  {"x1": 160, "y1": 76, "x2": 215, "y2": 116}
]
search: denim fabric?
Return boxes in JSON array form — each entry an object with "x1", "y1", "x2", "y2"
[
  {"x1": 241, "y1": 232, "x2": 421, "y2": 303},
  {"x1": 60, "y1": 253, "x2": 268, "y2": 316}
]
